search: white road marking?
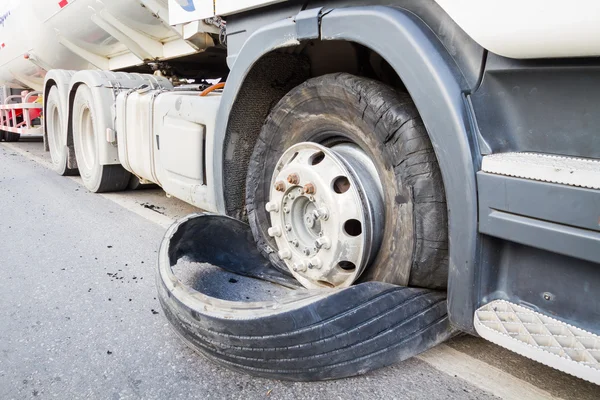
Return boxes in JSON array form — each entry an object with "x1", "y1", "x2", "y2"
[
  {"x1": 2, "y1": 142, "x2": 174, "y2": 228},
  {"x1": 1, "y1": 141, "x2": 564, "y2": 400},
  {"x1": 417, "y1": 344, "x2": 561, "y2": 399}
]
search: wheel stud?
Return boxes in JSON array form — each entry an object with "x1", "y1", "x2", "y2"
[
  {"x1": 265, "y1": 201, "x2": 279, "y2": 212},
  {"x1": 303, "y1": 182, "x2": 316, "y2": 195},
  {"x1": 274, "y1": 181, "x2": 286, "y2": 192},
  {"x1": 268, "y1": 226, "x2": 282, "y2": 237},
  {"x1": 312, "y1": 207, "x2": 329, "y2": 220},
  {"x1": 287, "y1": 173, "x2": 300, "y2": 185},
  {"x1": 278, "y1": 249, "x2": 292, "y2": 260}
]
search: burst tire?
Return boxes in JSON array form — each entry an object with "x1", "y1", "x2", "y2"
[
  {"x1": 157, "y1": 213, "x2": 455, "y2": 381},
  {"x1": 246, "y1": 73, "x2": 448, "y2": 289}
]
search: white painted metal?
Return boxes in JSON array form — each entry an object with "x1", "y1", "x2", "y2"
[
  {"x1": 168, "y1": 0, "x2": 214, "y2": 24},
  {"x1": 116, "y1": 88, "x2": 162, "y2": 185},
  {"x1": 0, "y1": 90, "x2": 43, "y2": 136},
  {"x1": 475, "y1": 300, "x2": 600, "y2": 385},
  {"x1": 154, "y1": 92, "x2": 220, "y2": 211},
  {"x1": 0, "y1": 0, "x2": 199, "y2": 90},
  {"x1": 168, "y1": 0, "x2": 287, "y2": 24},
  {"x1": 216, "y1": 0, "x2": 287, "y2": 16},
  {"x1": 435, "y1": 0, "x2": 600, "y2": 59},
  {"x1": 268, "y1": 142, "x2": 384, "y2": 289},
  {"x1": 116, "y1": 88, "x2": 221, "y2": 212},
  {"x1": 481, "y1": 152, "x2": 600, "y2": 190}
]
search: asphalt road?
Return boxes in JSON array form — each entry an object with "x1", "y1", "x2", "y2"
[{"x1": 0, "y1": 140, "x2": 597, "y2": 400}]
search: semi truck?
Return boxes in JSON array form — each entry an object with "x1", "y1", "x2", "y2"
[{"x1": 1, "y1": 0, "x2": 599, "y2": 384}]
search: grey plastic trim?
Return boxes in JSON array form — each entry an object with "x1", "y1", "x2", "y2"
[
  {"x1": 212, "y1": 17, "x2": 299, "y2": 213},
  {"x1": 478, "y1": 172, "x2": 600, "y2": 232},
  {"x1": 214, "y1": 6, "x2": 479, "y2": 331},
  {"x1": 481, "y1": 209, "x2": 600, "y2": 264},
  {"x1": 320, "y1": 7, "x2": 479, "y2": 330},
  {"x1": 294, "y1": 7, "x2": 324, "y2": 40}
]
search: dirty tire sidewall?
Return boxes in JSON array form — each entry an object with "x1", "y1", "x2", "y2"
[
  {"x1": 4, "y1": 131, "x2": 20, "y2": 142},
  {"x1": 72, "y1": 85, "x2": 129, "y2": 193},
  {"x1": 246, "y1": 73, "x2": 448, "y2": 289},
  {"x1": 46, "y1": 86, "x2": 71, "y2": 175}
]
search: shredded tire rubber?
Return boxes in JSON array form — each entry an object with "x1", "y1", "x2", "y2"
[{"x1": 158, "y1": 214, "x2": 456, "y2": 381}]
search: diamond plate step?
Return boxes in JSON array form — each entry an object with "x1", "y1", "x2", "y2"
[
  {"x1": 475, "y1": 300, "x2": 600, "y2": 385},
  {"x1": 481, "y1": 152, "x2": 600, "y2": 189}
]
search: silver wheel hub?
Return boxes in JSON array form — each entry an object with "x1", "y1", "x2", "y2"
[{"x1": 266, "y1": 142, "x2": 384, "y2": 289}]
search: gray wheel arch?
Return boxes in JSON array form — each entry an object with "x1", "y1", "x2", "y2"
[{"x1": 214, "y1": 5, "x2": 480, "y2": 332}]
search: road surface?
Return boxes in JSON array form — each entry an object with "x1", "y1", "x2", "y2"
[{"x1": 0, "y1": 139, "x2": 597, "y2": 400}]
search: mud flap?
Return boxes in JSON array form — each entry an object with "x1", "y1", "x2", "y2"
[{"x1": 157, "y1": 213, "x2": 456, "y2": 381}]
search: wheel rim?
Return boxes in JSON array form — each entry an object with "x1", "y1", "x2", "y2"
[
  {"x1": 78, "y1": 105, "x2": 96, "y2": 173},
  {"x1": 267, "y1": 142, "x2": 385, "y2": 289},
  {"x1": 48, "y1": 102, "x2": 62, "y2": 166}
]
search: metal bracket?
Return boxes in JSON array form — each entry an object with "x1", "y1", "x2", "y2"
[{"x1": 294, "y1": 7, "x2": 324, "y2": 40}]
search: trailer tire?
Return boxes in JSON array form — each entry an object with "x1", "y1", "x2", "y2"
[
  {"x1": 72, "y1": 85, "x2": 130, "y2": 192},
  {"x1": 246, "y1": 73, "x2": 448, "y2": 289},
  {"x1": 4, "y1": 132, "x2": 20, "y2": 142},
  {"x1": 46, "y1": 86, "x2": 77, "y2": 176}
]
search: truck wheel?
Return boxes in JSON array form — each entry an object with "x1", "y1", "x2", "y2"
[
  {"x1": 71, "y1": 85, "x2": 130, "y2": 192},
  {"x1": 4, "y1": 132, "x2": 20, "y2": 142},
  {"x1": 46, "y1": 86, "x2": 77, "y2": 176},
  {"x1": 246, "y1": 73, "x2": 448, "y2": 289}
]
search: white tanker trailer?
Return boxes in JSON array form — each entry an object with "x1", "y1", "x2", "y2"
[{"x1": 1, "y1": 0, "x2": 599, "y2": 386}]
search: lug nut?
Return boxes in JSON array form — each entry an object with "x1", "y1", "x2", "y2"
[
  {"x1": 283, "y1": 206, "x2": 290, "y2": 213},
  {"x1": 313, "y1": 207, "x2": 329, "y2": 220},
  {"x1": 268, "y1": 226, "x2": 282, "y2": 237},
  {"x1": 285, "y1": 224, "x2": 292, "y2": 231},
  {"x1": 308, "y1": 257, "x2": 322, "y2": 269},
  {"x1": 274, "y1": 181, "x2": 286, "y2": 192},
  {"x1": 265, "y1": 201, "x2": 279, "y2": 212},
  {"x1": 293, "y1": 261, "x2": 307, "y2": 272},
  {"x1": 303, "y1": 182, "x2": 316, "y2": 195},
  {"x1": 315, "y1": 236, "x2": 331, "y2": 250},
  {"x1": 278, "y1": 249, "x2": 292, "y2": 260},
  {"x1": 287, "y1": 173, "x2": 300, "y2": 185}
]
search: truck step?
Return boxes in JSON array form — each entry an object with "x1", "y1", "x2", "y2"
[
  {"x1": 481, "y1": 152, "x2": 600, "y2": 189},
  {"x1": 475, "y1": 300, "x2": 600, "y2": 385}
]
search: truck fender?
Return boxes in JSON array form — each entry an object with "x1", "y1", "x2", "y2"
[
  {"x1": 213, "y1": 6, "x2": 480, "y2": 331},
  {"x1": 66, "y1": 71, "x2": 172, "y2": 166}
]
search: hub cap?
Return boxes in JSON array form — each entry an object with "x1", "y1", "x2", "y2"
[{"x1": 267, "y1": 142, "x2": 384, "y2": 289}]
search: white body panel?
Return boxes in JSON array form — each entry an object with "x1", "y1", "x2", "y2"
[
  {"x1": 171, "y1": 0, "x2": 600, "y2": 59},
  {"x1": 168, "y1": 0, "x2": 287, "y2": 24},
  {"x1": 0, "y1": 0, "x2": 197, "y2": 90},
  {"x1": 3, "y1": 0, "x2": 600, "y2": 90},
  {"x1": 435, "y1": 0, "x2": 600, "y2": 59},
  {"x1": 116, "y1": 89, "x2": 221, "y2": 211}
]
